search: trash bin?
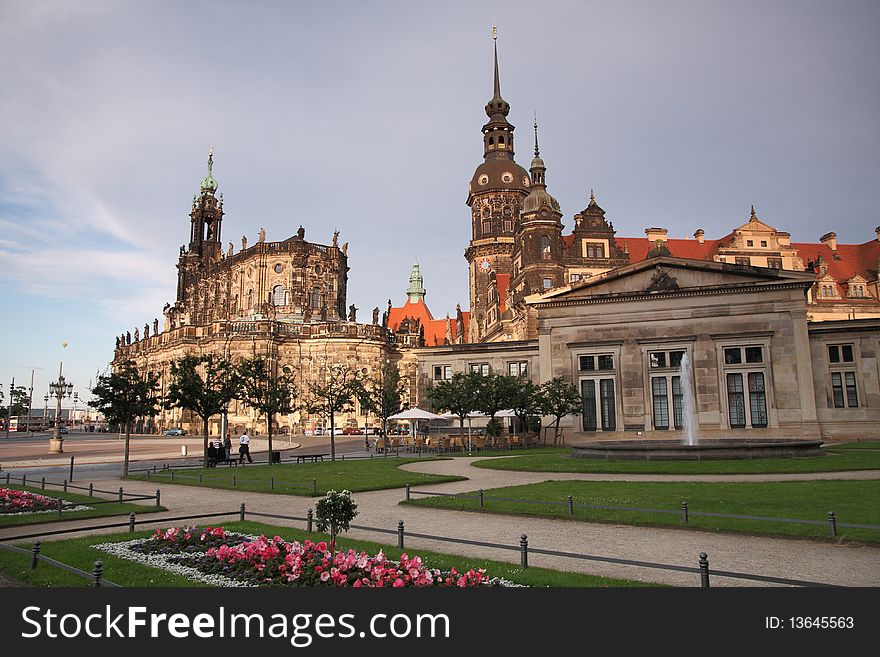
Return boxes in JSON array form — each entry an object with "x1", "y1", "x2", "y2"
[{"x1": 271, "y1": 451, "x2": 281, "y2": 464}]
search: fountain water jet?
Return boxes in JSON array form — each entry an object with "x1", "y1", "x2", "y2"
[{"x1": 679, "y1": 351, "x2": 698, "y2": 446}]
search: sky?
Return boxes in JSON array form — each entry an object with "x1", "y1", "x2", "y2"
[{"x1": 1, "y1": 0, "x2": 878, "y2": 409}]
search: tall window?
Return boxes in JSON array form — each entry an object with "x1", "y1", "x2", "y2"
[
  {"x1": 581, "y1": 380, "x2": 596, "y2": 432},
  {"x1": 599, "y1": 379, "x2": 616, "y2": 431},
  {"x1": 508, "y1": 361, "x2": 528, "y2": 377},
  {"x1": 748, "y1": 373, "x2": 768, "y2": 427},
  {"x1": 310, "y1": 287, "x2": 321, "y2": 309},
  {"x1": 727, "y1": 373, "x2": 746, "y2": 428},
  {"x1": 830, "y1": 372, "x2": 859, "y2": 408},
  {"x1": 585, "y1": 243, "x2": 605, "y2": 259},
  {"x1": 672, "y1": 376, "x2": 683, "y2": 429},
  {"x1": 652, "y1": 378, "x2": 669, "y2": 430},
  {"x1": 272, "y1": 285, "x2": 285, "y2": 306},
  {"x1": 580, "y1": 352, "x2": 617, "y2": 432},
  {"x1": 469, "y1": 363, "x2": 490, "y2": 376},
  {"x1": 541, "y1": 235, "x2": 551, "y2": 259}
]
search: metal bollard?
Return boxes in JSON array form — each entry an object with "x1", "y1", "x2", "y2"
[
  {"x1": 92, "y1": 560, "x2": 104, "y2": 588},
  {"x1": 681, "y1": 501, "x2": 689, "y2": 524},
  {"x1": 89, "y1": 483, "x2": 94, "y2": 498},
  {"x1": 520, "y1": 534, "x2": 529, "y2": 569},
  {"x1": 240, "y1": 503, "x2": 246, "y2": 522},
  {"x1": 312, "y1": 479, "x2": 317, "y2": 495},
  {"x1": 307, "y1": 508, "x2": 313, "y2": 533},
  {"x1": 118, "y1": 487, "x2": 123, "y2": 503},
  {"x1": 41, "y1": 477, "x2": 46, "y2": 490},
  {"x1": 69, "y1": 455, "x2": 75, "y2": 483},
  {"x1": 699, "y1": 552, "x2": 710, "y2": 588},
  {"x1": 397, "y1": 520, "x2": 405, "y2": 549},
  {"x1": 405, "y1": 484, "x2": 410, "y2": 501},
  {"x1": 129, "y1": 513, "x2": 136, "y2": 533},
  {"x1": 171, "y1": 470, "x2": 174, "y2": 482},
  {"x1": 146, "y1": 470, "x2": 150, "y2": 480},
  {"x1": 270, "y1": 477, "x2": 274, "y2": 491},
  {"x1": 568, "y1": 495, "x2": 574, "y2": 516},
  {"x1": 155, "y1": 489, "x2": 161, "y2": 509},
  {"x1": 57, "y1": 498, "x2": 63, "y2": 518},
  {"x1": 233, "y1": 473, "x2": 236, "y2": 487},
  {"x1": 198, "y1": 473, "x2": 203, "y2": 483},
  {"x1": 5, "y1": 472, "x2": 9, "y2": 485},
  {"x1": 63, "y1": 479, "x2": 68, "y2": 493},
  {"x1": 479, "y1": 489, "x2": 484, "y2": 509},
  {"x1": 828, "y1": 511, "x2": 838, "y2": 537},
  {"x1": 22, "y1": 474, "x2": 26, "y2": 487},
  {"x1": 30, "y1": 541, "x2": 41, "y2": 570}
]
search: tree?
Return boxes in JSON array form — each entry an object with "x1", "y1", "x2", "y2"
[
  {"x1": 314, "y1": 489, "x2": 358, "y2": 554},
  {"x1": 475, "y1": 373, "x2": 519, "y2": 448},
  {"x1": 508, "y1": 378, "x2": 541, "y2": 445},
  {"x1": 0, "y1": 385, "x2": 29, "y2": 419},
  {"x1": 302, "y1": 363, "x2": 361, "y2": 462},
  {"x1": 355, "y1": 360, "x2": 406, "y2": 457},
  {"x1": 538, "y1": 377, "x2": 583, "y2": 445},
  {"x1": 89, "y1": 360, "x2": 160, "y2": 476},
  {"x1": 428, "y1": 372, "x2": 482, "y2": 447},
  {"x1": 237, "y1": 354, "x2": 297, "y2": 465},
  {"x1": 165, "y1": 354, "x2": 238, "y2": 467}
]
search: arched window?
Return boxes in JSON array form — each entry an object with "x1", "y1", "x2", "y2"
[
  {"x1": 311, "y1": 287, "x2": 321, "y2": 309},
  {"x1": 273, "y1": 285, "x2": 285, "y2": 306},
  {"x1": 498, "y1": 135, "x2": 505, "y2": 144},
  {"x1": 488, "y1": 136, "x2": 494, "y2": 145},
  {"x1": 232, "y1": 294, "x2": 239, "y2": 312},
  {"x1": 247, "y1": 289, "x2": 254, "y2": 309},
  {"x1": 541, "y1": 235, "x2": 551, "y2": 259}
]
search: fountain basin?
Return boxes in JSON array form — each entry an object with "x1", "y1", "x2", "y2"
[{"x1": 570, "y1": 438, "x2": 824, "y2": 461}]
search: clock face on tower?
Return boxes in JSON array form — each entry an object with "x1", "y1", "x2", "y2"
[{"x1": 479, "y1": 258, "x2": 491, "y2": 272}]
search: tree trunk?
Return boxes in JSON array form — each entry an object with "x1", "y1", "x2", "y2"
[
  {"x1": 202, "y1": 416, "x2": 210, "y2": 468},
  {"x1": 329, "y1": 412, "x2": 336, "y2": 462},
  {"x1": 267, "y1": 414, "x2": 274, "y2": 465},
  {"x1": 123, "y1": 418, "x2": 132, "y2": 477},
  {"x1": 382, "y1": 418, "x2": 388, "y2": 457}
]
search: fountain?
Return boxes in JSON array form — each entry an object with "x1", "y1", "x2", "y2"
[
  {"x1": 679, "y1": 351, "x2": 698, "y2": 446},
  {"x1": 570, "y1": 350, "x2": 824, "y2": 461}
]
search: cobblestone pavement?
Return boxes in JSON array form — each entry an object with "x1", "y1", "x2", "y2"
[{"x1": 2, "y1": 457, "x2": 879, "y2": 588}]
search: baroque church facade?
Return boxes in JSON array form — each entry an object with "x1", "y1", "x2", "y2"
[{"x1": 115, "y1": 36, "x2": 880, "y2": 441}]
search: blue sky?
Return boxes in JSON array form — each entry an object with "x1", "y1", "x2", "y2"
[{"x1": 1, "y1": 0, "x2": 878, "y2": 407}]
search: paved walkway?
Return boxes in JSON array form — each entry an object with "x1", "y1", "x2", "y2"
[{"x1": 2, "y1": 457, "x2": 879, "y2": 588}]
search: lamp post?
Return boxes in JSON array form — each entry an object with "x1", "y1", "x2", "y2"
[
  {"x1": 48, "y1": 362, "x2": 74, "y2": 453},
  {"x1": 70, "y1": 392, "x2": 79, "y2": 431},
  {"x1": 43, "y1": 393, "x2": 49, "y2": 430}
]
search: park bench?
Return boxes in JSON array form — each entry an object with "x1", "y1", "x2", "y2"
[{"x1": 292, "y1": 453, "x2": 328, "y2": 463}]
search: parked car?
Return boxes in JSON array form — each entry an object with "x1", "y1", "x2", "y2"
[
  {"x1": 342, "y1": 427, "x2": 364, "y2": 435},
  {"x1": 59, "y1": 426, "x2": 69, "y2": 435},
  {"x1": 165, "y1": 427, "x2": 185, "y2": 436}
]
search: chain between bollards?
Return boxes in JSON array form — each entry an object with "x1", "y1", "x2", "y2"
[
  {"x1": 681, "y1": 501, "x2": 689, "y2": 524},
  {"x1": 699, "y1": 552, "x2": 710, "y2": 588},
  {"x1": 397, "y1": 520, "x2": 405, "y2": 549},
  {"x1": 520, "y1": 534, "x2": 529, "y2": 568},
  {"x1": 30, "y1": 541, "x2": 41, "y2": 570},
  {"x1": 828, "y1": 511, "x2": 837, "y2": 537}
]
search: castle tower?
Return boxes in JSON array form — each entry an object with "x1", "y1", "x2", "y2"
[
  {"x1": 406, "y1": 261, "x2": 427, "y2": 303},
  {"x1": 513, "y1": 122, "x2": 565, "y2": 298},
  {"x1": 464, "y1": 28, "x2": 531, "y2": 341}
]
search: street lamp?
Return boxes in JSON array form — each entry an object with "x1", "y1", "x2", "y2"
[
  {"x1": 48, "y1": 362, "x2": 74, "y2": 453},
  {"x1": 71, "y1": 392, "x2": 79, "y2": 430},
  {"x1": 43, "y1": 393, "x2": 49, "y2": 430}
]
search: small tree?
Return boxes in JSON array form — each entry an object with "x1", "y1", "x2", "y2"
[
  {"x1": 508, "y1": 378, "x2": 541, "y2": 445},
  {"x1": 428, "y1": 372, "x2": 482, "y2": 448},
  {"x1": 475, "y1": 373, "x2": 519, "y2": 448},
  {"x1": 356, "y1": 360, "x2": 406, "y2": 456},
  {"x1": 89, "y1": 360, "x2": 160, "y2": 476},
  {"x1": 302, "y1": 364, "x2": 361, "y2": 462},
  {"x1": 314, "y1": 489, "x2": 358, "y2": 553},
  {"x1": 538, "y1": 377, "x2": 583, "y2": 445},
  {"x1": 0, "y1": 385, "x2": 29, "y2": 419},
  {"x1": 165, "y1": 354, "x2": 239, "y2": 467},
  {"x1": 237, "y1": 355, "x2": 297, "y2": 464}
]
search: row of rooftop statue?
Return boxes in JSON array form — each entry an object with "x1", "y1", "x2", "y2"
[{"x1": 115, "y1": 298, "x2": 419, "y2": 349}]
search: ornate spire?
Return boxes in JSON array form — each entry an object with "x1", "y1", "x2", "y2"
[
  {"x1": 200, "y1": 146, "x2": 218, "y2": 195},
  {"x1": 406, "y1": 261, "x2": 426, "y2": 303},
  {"x1": 533, "y1": 115, "x2": 540, "y2": 157},
  {"x1": 750, "y1": 204, "x2": 758, "y2": 221},
  {"x1": 484, "y1": 25, "x2": 510, "y2": 120}
]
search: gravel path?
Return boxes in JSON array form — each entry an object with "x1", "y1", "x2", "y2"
[{"x1": 2, "y1": 457, "x2": 878, "y2": 588}]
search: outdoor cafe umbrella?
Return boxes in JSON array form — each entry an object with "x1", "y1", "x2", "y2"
[
  {"x1": 439, "y1": 410, "x2": 487, "y2": 452},
  {"x1": 387, "y1": 408, "x2": 445, "y2": 442}
]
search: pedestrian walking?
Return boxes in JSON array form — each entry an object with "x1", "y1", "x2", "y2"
[
  {"x1": 223, "y1": 433, "x2": 232, "y2": 460},
  {"x1": 238, "y1": 431, "x2": 253, "y2": 464}
]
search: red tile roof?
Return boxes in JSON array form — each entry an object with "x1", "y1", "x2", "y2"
[
  {"x1": 617, "y1": 237, "x2": 722, "y2": 262},
  {"x1": 387, "y1": 299, "x2": 467, "y2": 346},
  {"x1": 495, "y1": 273, "x2": 510, "y2": 312}
]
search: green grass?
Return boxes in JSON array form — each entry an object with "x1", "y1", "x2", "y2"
[
  {"x1": 828, "y1": 441, "x2": 880, "y2": 450},
  {"x1": 404, "y1": 479, "x2": 880, "y2": 543},
  {"x1": 472, "y1": 447, "x2": 880, "y2": 474},
  {"x1": 0, "y1": 520, "x2": 655, "y2": 587},
  {"x1": 0, "y1": 485, "x2": 164, "y2": 527},
  {"x1": 127, "y1": 458, "x2": 466, "y2": 496}
]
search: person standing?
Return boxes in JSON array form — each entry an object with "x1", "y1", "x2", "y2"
[
  {"x1": 223, "y1": 433, "x2": 232, "y2": 460},
  {"x1": 238, "y1": 431, "x2": 253, "y2": 464}
]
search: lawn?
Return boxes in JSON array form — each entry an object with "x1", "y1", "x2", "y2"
[
  {"x1": 127, "y1": 458, "x2": 466, "y2": 496},
  {"x1": 403, "y1": 479, "x2": 880, "y2": 543},
  {"x1": 472, "y1": 446, "x2": 880, "y2": 474},
  {"x1": 0, "y1": 485, "x2": 164, "y2": 528},
  {"x1": 0, "y1": 520, "x2": 655, "y2": 587}
]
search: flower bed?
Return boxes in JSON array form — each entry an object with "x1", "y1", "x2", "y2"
[
  {"x1": 0, "y1": 487, "x2": 93, "y2": 516},
  {"x1": 96, "y1": 526, "x2": 519, "y2": 587}
]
